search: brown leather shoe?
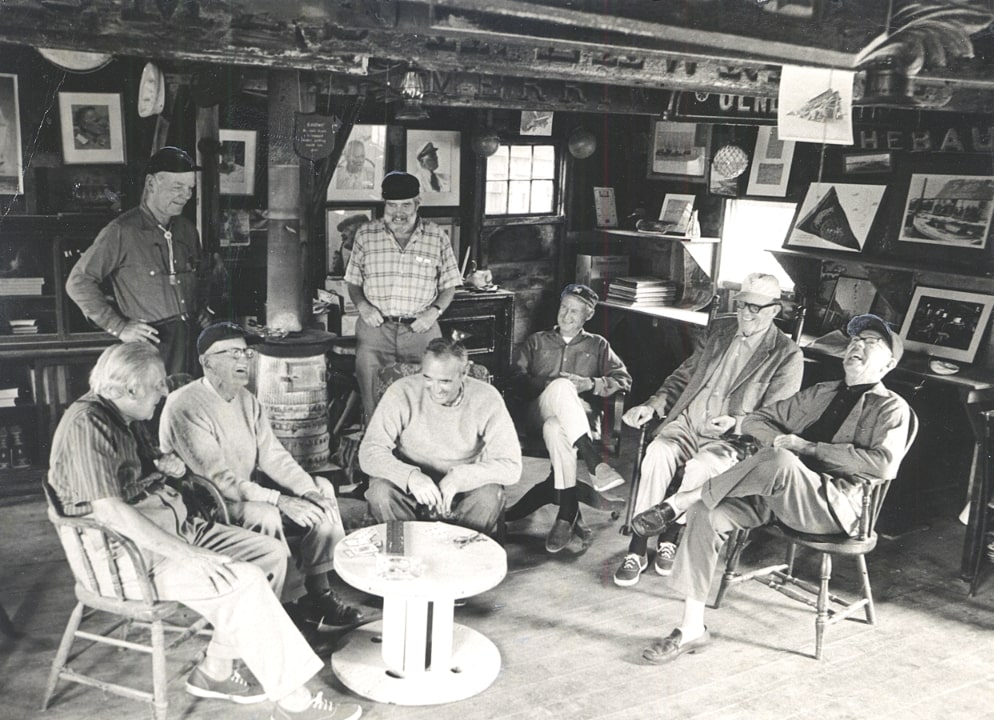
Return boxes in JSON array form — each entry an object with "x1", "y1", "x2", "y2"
[
  {"x1": 631, "y1": 502, "x2": 677, "y2": 537},
  {"x1": 642, "y1": 628, "x2": 709, "y2": 665},
  {"x1": 545, "y1": 510, "x2": 586, "y2": 553}
]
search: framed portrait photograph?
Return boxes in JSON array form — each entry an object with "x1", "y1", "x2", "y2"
[
  {"x1": 785, "y1": 183, "x2": 886, "y2": 253},
  {"x1": 658, "y1": 193, "x2": 696, "y2": 235},
  {"x1": 0, "y1": 74, "x2": 24, "y2": 195},
  {"x1": 327, "y1": 124, "x2": 387, "y2": 202},
  {"x1": 58, "y1": 91, "x2": 125, "y2": 165},
  {"x1": 899, "y1": 286, "x2": 994, "y2": 364},
  {"x1": 647, "y1": 120, "x2": 710, "y2": 182},
  {"x1": 406, "y1": 129, "x2": 461, "y2": 206},
  {"x1": 326, "y1": 207, "x2": 373, "y2": 275},
  {"x1": 219, "y1": 129, "x2": 257, "y2": 196},
  {"x1": 746, "y1": 126, "x2": 795, "y2": 197},
  {"x1": 220, "y1": 209, "x2": 251, "y2": 247},
  {"x1": 899, "y1": 174, "x2": 994, "y2": 250}
]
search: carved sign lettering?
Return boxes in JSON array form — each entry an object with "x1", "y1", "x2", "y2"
[{"x1": 856, "y1": 126, "x2": 994, "y2": 153}]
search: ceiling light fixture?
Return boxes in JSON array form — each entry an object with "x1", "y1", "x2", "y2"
[{"x1": 394, "y1": 70, "x2": 430, "y2": 122}]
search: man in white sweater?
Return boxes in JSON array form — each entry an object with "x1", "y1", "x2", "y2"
[
  {"x1": 360, "y1": 337, "x2": 522, "y2": 534},
  {"x1": 160, "y1": 322, "x2": 362, "y2": 630}
]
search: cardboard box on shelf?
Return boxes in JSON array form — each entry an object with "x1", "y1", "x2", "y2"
[{"x1": 575, "y1": 254, "x2": 630, "y2": 299}]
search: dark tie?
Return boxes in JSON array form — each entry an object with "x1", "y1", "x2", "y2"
[{"x1": 430, "y1": 171, "x2": 440, "y2": 192}]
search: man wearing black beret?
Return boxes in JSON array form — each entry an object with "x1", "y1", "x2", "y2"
[{"x1": 344, "y1": 171, "x2": 462, "y2": 421}]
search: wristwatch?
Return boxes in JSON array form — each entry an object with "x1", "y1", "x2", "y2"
[{"x1": 430, "y1": 303, "x2": 443, "y2": 315}]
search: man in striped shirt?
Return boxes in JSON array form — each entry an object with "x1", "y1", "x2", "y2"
[{"x1": 345, "y1": 171, "x2": 462, "y2": 421}]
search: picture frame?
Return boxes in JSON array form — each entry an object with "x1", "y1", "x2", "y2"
[
  {"x1": 822, "y1": 276, "x2": 877, "y2": 333},
  {"x1": 327, "y1": 124, "x2": 387, "y2": 202},
  {"x1": 746, "y1": 126, "x2": 794, "y2": 197},
  {"x1": 785, "y1": 183, "x2": 886, "y2": 253},
  {"x1": 220, "y1": 209, "x2": 251, "y2": 247},
  {"x1": 406, "y1": 129, "x2": 461, "y2": 206},
  {"x1": 429, "y1": 216, "x2": 462, "y2": 269},
  {"x1": 658, "y1": 193, "x2": 696, "y2": 236},
  {"x1": 900, "y1": 286, "x2": 994, "y2": 364},
  {"x1": 647, "y1": 120, "x2": 710, "y2": 182},
  {"x1": 899, "y1": 173, "x2": 994, "y2": 250},
  {"x1": 520, "y1": 110, "x2": 554, "y2": 136},
  {"x1": 219, "y1": 129, "x2": 257, "y2": 196},
  {"x1": 57, "y1": 91, "x2": 125, "y2": 165},
  {"x1": 843, "y1": 152, "x2": 893, "y2": 176},
  {"x1": 0, "y1": 74, "x2": 24, "y2": 195},
  {"x1": 326, "y1": 207, "x2": 373, "y2": 275}
]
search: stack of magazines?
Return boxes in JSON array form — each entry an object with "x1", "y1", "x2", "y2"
[{"x1": 606, "y1": 276, "x2": 677, "y2": 307}]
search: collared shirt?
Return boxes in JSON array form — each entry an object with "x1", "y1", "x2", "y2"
[
  {"x1": 511, "y1": 328, "x2": 632, "y2": 398},
  {"x1": 801, "y1": 383, "x2": 875, "y2": 443},
  {"x1": 48, "y1": 392, "x2": 154, "y2": 516},
  {"x1": 344, "y1": 218, "x2": 461, "y2": 317},
  {"x1": 66, "y1": 205, "x2": 201, "y2": 335},
  {"x1": 687, "y1": 329, "x2": 766, "y2": 432}
]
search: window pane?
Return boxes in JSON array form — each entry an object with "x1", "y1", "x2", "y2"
[
  {"x1": 530, "y1": 180, "x2": 554, "y2": 213},
  {"x1": 532, "y1": 145, "x2": 555, "y2": 179},
  {"x1": 509, "y1": 145, "x2": 533, "y2": 180},
  {"x1": 508, "y1": 180, "x2": 532, "y2": 214},
  {"x1": 487, "y1": 147, "x2": 509, "y2": 181},
  {"x1": 485, "y1": 181, "x2": 508, "y2": 215}
]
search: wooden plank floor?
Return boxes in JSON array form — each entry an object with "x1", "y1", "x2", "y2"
[{"x1": 4, "y1": 443, "x2": 994, "y2": 720}]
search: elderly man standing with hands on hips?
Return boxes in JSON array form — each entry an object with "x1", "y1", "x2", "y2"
[
  {"x1": 67, "y1": 147, "x2": 210, "y2": 376},
  {"x1": 345, "y1": 171, "x2": 462, "y2": 422},
  {"x1": 630, "y1": 314, "x2": 911, "y2": 664},
  {"x1": 509, "y1": 282, "x2": 632, "y2": 553},
  {"x1": 160, "y1": 322, "x2": 363, "y2": 631},
  {"x1": 612, "y1": 273, "x2": 803, "y2": 587}
]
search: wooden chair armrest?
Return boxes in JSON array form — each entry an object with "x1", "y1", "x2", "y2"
[
  {"x1": 850, "y1": 472, "x2": 889, "y2": 541},
  {"x1": 183, "y1": 474, "x2": 231, "y2": 525}
]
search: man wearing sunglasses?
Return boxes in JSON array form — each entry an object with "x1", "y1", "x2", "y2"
[
  {"x1": 612, "y1": 273, "x2": 804, "y2": 587},
  {"x1": 630, "y1": 314, "x2": 911, "y2": 664},
  {"x1": 160, "y1": 323, "x2": 363, "y2": 632}
]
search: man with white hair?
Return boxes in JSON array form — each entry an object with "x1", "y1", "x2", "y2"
[{"x1": 613, "y1": 273, "x2": 804, "y2": 587}]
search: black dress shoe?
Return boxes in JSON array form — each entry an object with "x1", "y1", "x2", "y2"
[
  {"x1": 642, "y1": 628, "x2": 709, "y2": 665},
  {"x1": 631, "y1": 502, "x2": 677, "y2": 537}
]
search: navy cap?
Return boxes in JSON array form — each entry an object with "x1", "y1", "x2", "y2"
[
  {"x1": 847, "y1": 313, "x2": 904, "y2": 363},
  {"x1": 561, "y1": 283, "x2": 599, "y2": 310},
  {"x1": 417, "y1": 142, "x2": 439, "y2": 160},
  {"x1": 146, "y1": 146, "x2": 201, "y2": 176},
  {"x1": 197, "y1": 322, "x2": 259, "y2": 356},
  {"x1": 381, "y1": 171, "x2": 420, "y2": 200}
]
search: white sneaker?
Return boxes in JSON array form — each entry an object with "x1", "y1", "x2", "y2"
[
  {"x1": 613, "y1": 553, "x2": 648, "y2": 587},
  {"x1": 654, "y1": 541, "x2": 677, "y2": 576},
  {"x1": 592, "y1": 462, "x2": 625, "y2": 492}
]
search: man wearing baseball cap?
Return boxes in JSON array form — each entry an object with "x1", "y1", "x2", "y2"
[
  {"x1": 67, "y1": 146, "x2": 210, "y2": 376},
  {"x1": 630, "y1": 313, "x2": 911, "y2": 665},
  {"x1": 509, "y1": 283, "x2": 633, "y2": 552},
  {"x1": 612, "y1": 272, "x2": 804, "y2": 587},
  {"x1": 160, "y1": 323, "x2": 363, "y2": 631},
  {"x1": 345, "y1": 171, "x2": 462, "y2": 421}
]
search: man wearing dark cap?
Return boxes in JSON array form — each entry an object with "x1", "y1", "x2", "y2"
[
  {"x1": 345, "y1": 171, "x2": 462, "y2": 421},
  {"x1": 509, "y1": 283, "x2": 632, "y2": 552},
  {"x1": 160, "y1": 323, "x2": 363, "y2": 630},
  {"x1": 630, "y1": 313, "x2": 912, "y2": 665},
  {"x1": 67, "y1": 146, "x2": 209, "y2": 376},
  {"x1": 413, "y1": 141, "x2": 449, "y2": 193}
]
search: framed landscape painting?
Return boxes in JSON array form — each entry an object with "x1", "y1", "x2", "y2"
[{"x1": 899, "y1": 174, "x2": 994, "y2": 250}]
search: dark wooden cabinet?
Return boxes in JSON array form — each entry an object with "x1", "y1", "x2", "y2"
[{"x1": 440, "y1": 289, "x2": 514, "y2": 391}]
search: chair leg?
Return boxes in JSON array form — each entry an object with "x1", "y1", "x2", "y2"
[
  {"x1": 856, "y1": 553, "x2": 876, "y2": 625},
  {"x1": 785, "y1": 542, "x2": 798, "y2": 575},
  {"x1": 151, "y1": 619, "x2": 169, "y2": 720},
  {"x1": 815, "y1": 552, "x2": 832, "y2": 660},
  {"x1": 714, "y1": 529, "x2": 749, "y2": 609},
  {"x1": 42, "y1": 601, "x2": 85, "y2": 710}
]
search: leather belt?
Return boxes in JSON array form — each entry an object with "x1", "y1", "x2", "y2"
[
  {"x1": 151, "y1": 313, "x2": 191, "y2": 325},
  {"x1": 382, "y1": 316, "x2": 416, "y2": 324}
]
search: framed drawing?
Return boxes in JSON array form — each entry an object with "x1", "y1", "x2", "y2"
[
  {"x1": 647, "y1": 120, "x2": 710, "y2": 182},
  {"x1": 327, "y1": 124, "x2": 387, "y2": 202},
  {"x1": 220, "y1": 209, "x2": 251, "y2": 247},
  {"x1": 326, "y1": 207, "x2": 372, "y2": 275},
  {"x1": 219, "y1": 129, "x2": 256, "y2": 196},
  {"x1": 658, "y1": 193, "x2": 696, "y2": 235},
  {"x1": 0, "y1": 74, "x2": 23, "y2": 195},
  {"x1": 900, "y1": 286, "x2": 994, "y2": 364},
  {"x1": 746, "y1": 126, "x2": 794, "y2": 197},
  {"x1": 406, "y1": 129, "x2": 461, "y2": 206},
  {"x1": 785, "y1": 183, "x2": 886, "y2": 253},
  {"x1": 58, "y1": 91, "x2": 125, "y2": 165},
  {"x1": 899, "y1": 174, "x2": 994, "y2": 250}
]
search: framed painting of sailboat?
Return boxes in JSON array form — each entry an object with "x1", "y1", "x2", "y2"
[
  {"x1": 899, "y1": 174, "x2": 994, "y2": 251},
  {"x1": 647, "y1": 120, "x2": 711, "y2": 182}
]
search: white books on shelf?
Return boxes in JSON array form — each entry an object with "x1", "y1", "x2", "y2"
[{"x1": 0, "y1": 277, "x2": 44, "y2": 295}]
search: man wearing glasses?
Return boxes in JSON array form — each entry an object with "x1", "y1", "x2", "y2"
[
  {"x1": 612, "y1": 273, "x2": 804, "y2": 587},
  {"x1": 160, "y1": 323, "x2": 363, "y2": 631},
  {"x1": 630, "y1": 314, "x2": 911, "y2": 664}
]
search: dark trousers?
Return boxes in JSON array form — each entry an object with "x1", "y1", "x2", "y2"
[{"x1": 151, "y1": 316, "x2": 198, "y2": 377}]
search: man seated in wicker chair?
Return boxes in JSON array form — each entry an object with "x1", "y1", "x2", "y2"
[
  {"x1": 160, "y1": 322, "x2": 362, "y2": 631},
  {"x1": 629, "y1": 314, "x2": 911, "y2": 665},
  {"x1": 48, "y1": 341, "x2": 362, "y2": 720},
  {"x1": 360, "y1": 337, "x2": 521, "y2": 534}
]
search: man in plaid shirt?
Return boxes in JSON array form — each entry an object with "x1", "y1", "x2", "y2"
[{"x1": 345, "y1": 171, "x2": 462, "y2": 421}]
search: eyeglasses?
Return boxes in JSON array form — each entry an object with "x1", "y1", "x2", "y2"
[
  {"x1": 206, "y1": 347, "x2": 256, "y2": 359},
  {"x1": 736, "y1": 301, "x2": 780, "y2": 314},
  {"x1": 848, "y1": 334, "x2": 886, "y2": 347}
]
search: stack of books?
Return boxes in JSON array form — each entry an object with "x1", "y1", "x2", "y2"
[
  {"x1": 606, "y1": 276, "x2": 677, "y2": 307},
  {"x1": 0, "y1": 277, "x2": 44, "y2": 296},
  {"x1": 8, "y1": 319, "x2": 38, "y2": 335},
  {"x1": 0, "y1": 387, "x2": 19, "y2": 408}
]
